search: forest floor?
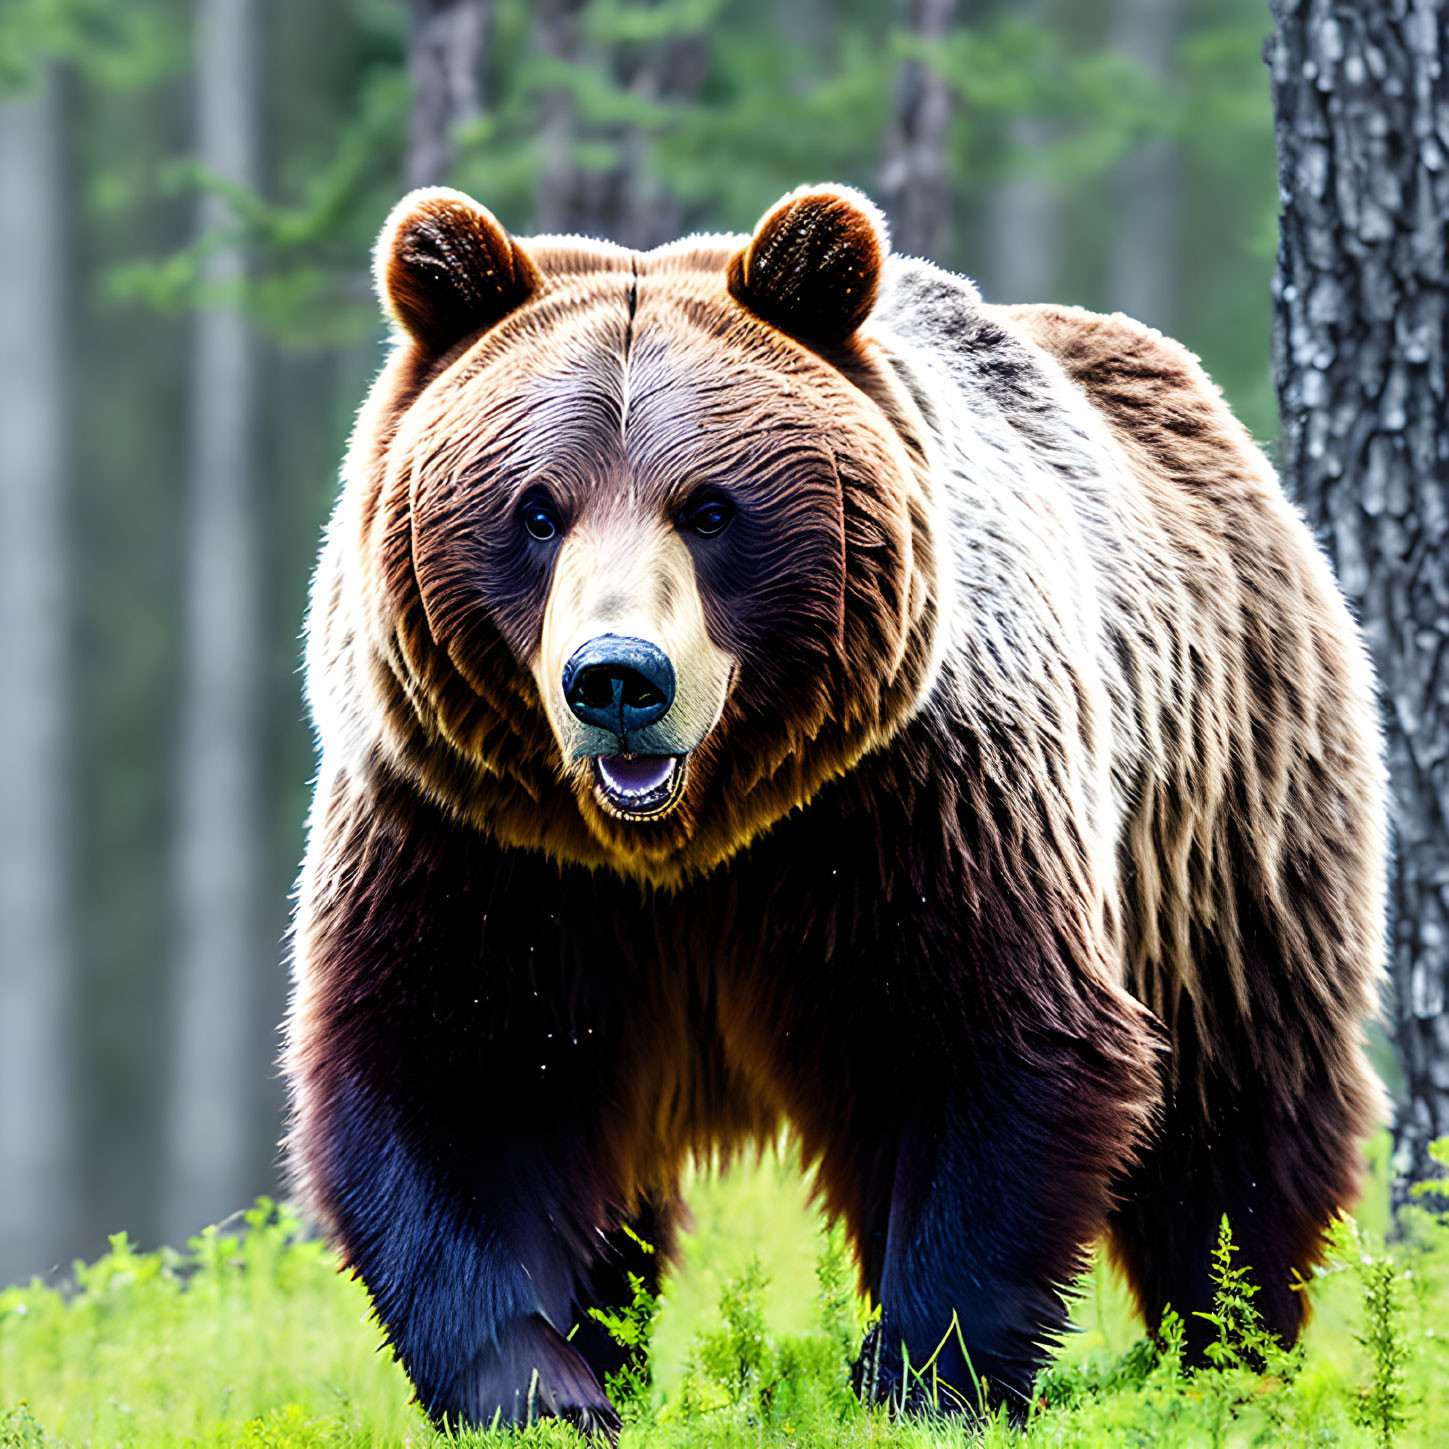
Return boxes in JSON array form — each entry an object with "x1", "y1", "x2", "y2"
[{"x1": 3, "y1": 1136, "x2": 1447, "y2": 1448}]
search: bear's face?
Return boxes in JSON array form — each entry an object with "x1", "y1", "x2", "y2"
[{"x1": 349, "y1": 187, "x2": 938, "y2": 881}]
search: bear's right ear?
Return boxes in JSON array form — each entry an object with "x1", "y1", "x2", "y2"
[{"x1": 375, "y1": 187, "x2": 540, "y2": 356}]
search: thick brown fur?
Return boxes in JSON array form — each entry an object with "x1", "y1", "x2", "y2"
[
  {"x1": 1003, "y1": 303, "x2": 1387, "y2": 1345},
  {"x1": 285, "y1": 185, "x2": 1387, "y2": 1432}
]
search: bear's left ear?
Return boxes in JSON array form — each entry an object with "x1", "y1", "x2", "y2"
[
  {"x1": 726, "y1": 184, "x2": 889, "y2": 345},
  {"x1": 375, "y1": 187, "x2": 540, "y2": 356}
]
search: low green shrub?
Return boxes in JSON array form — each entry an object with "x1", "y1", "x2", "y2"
[{"x1": 4, "y1": 1145, "x2": 1449, "y2": 1447}]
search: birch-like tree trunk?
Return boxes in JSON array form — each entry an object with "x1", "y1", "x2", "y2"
[
  {"x1": 880, "y1": 0, "x2": 957, "y2": 262},
  {"x1": 1268, "y1": 0, "x2": 1449, "y2": 1207},
  {"x1": 406, "y1": 0, "x2": 495, "y2": 190},
  {"x1": 0, "y1": 67, "x2": 75, "y2": 1285},
  {"x1": 1106, "y1": 0, "x2": 1177, "y2": 328},
  {"x1": 163, "y1": 0, "x2": 262, "y2": 1243}
]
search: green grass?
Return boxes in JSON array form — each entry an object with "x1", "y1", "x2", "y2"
[{"x1": 4, "y1": 1138, "x2": 1448, "y2": 1448}]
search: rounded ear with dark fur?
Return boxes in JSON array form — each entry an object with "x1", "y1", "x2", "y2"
[
  {"x1": 726, "y1": 184, "x2": 889, "y2": 345},
  {"x1": 374, "y1": 187, "x2": 540, "y2": 356}
]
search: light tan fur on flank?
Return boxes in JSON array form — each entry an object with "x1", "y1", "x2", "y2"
[{"x1": 1002, "y1": 303, "x2": 1386, "y2": 1091}]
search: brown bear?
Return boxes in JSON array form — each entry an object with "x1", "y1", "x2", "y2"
[{"x1": 284, "y1": 182, "x2": 1387, "y2": 1434}]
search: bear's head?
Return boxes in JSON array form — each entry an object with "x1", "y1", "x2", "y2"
[{"x1": 337, "y1": 184, "x2": 941, "y2": 883}]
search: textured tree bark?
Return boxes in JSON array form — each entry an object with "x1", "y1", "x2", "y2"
[
  {"x1": 880, "y1": 0, "x2": 957, "y2": 262},
  {"x1": 0, "y1": 66, "x2": 76, "y2": 1285},
  {"x1": 1106, "y1": 0, "x2": 1178, "y2": 329},
  {"x1": 533, "y1": 0, "x2": 706, "y2": 247},
  {"x1": 163, "y1": 0, "x2": 263, "y2": 1243},
  {"x1": 1268, "y1": 0, "x2": 1449, "y2": 1208},
  {"x1": 405, "y1": 0, "x2": 495, "y2": 190}
]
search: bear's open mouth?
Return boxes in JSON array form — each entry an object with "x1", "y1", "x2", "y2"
[{"x1": 592, "y1": 753, "x2": 687, "y2": 821}]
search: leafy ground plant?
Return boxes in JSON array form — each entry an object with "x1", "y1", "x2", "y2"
[
  {"x1": 1349, "y1": 1230, "x2": 1414, "y2": 1448},
  {"x1": 585, "y1": 1226, "x2": 659, "y2": 1423},
  {"x1": 5, "y1": 1143, "x2": 1449, "y2": 1447}
]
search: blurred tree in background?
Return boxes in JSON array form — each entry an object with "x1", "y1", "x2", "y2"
[
  {"x1": 163, "y1": 0, "x2": 262, "y2": 1250},
  {"x1": 0, "y1": 25, "x2": 73, "y2": 1294},
  {"x1": 0, "y1": 0, "x2": 1284, "y2": 1283}
]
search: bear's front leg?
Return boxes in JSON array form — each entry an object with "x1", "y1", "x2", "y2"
[
  {"x1": 286, "y1": 772, "x2": 652, "y2": 1438},
  {"x1": 848, "y1": 977, "x2": 1159, "y2": 1419},
  {"x1": 311, "y1": 1072, "x2": 621, "y2": 1435}
]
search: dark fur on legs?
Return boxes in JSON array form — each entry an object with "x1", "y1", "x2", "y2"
[{"x1": 1109, "y1": 1001, "x2": 1380, "y2": 1362}]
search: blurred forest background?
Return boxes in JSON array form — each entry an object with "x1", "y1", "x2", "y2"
[{"x1": 0, "y1": 0, "x2": 1290, "y2": 1285}]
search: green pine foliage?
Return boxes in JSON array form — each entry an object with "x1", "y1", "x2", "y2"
[
  {"x1": 4, "y1": 1144, "x2": 1449, "y2": 1447},
  {"x1": 1350, "y1": 1241, "x2": 1414, "y2": 1449},
  {"x1": 586, "y1": 1227, "x2": 660, "y2": 1422},
  {"x1": 78, "y1": 0, "x2": 1281, "y2": 435},
  {"x1": 0, "y1": 0, "x2": 181, "y2": 92}
]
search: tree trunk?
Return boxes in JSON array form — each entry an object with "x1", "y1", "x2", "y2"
[
  {"x1": 983, "y1": 0, "x2": 1060, "y2": 304},
  {"x1": 986, "y1": 111, "x2": 1061, "y2": 303},
  {"x1": 406, "y1": 0, "x2": 494, "y2": 190},
  {"x1": 1268, "y1": 0, "x2": 1449, "y2": 1208},
  {"x1": 1106, "y1": 0, "x2": 1177, "y2": 328},
  {"x1": 533, "y1": 0, "x2": 589, "y2": 235},
  {"x1": 163, "y1": 0, "x2": 262, "y2": 1244},
  {"x1": 880, "y1": 0, "x2": 958, "y2": 262},
  {"x1": 609, "y1": 29, "x2": 707, "y2": 250},
  {"x1": 532, "y1": 0, "x2": 706, "y2": 247},
  {"x1": 0, "y1": 66, "x2": 75, "y2": 1285}
]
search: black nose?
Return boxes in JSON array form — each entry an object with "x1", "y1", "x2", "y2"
[{"x1": 562, "y1": 635, "x2": 676, "y2": 739}]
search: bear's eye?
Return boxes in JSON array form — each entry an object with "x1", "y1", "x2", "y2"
[
  {"x1": 520, "y1": 494, "x2": 563, "y2": 543},
  {"x1": 682, "y1": 495, "x2": 733, "y2": 539}
]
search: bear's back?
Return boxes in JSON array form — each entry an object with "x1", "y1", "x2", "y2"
[
  {"x1": 1030, "y1": 304, "x2": 1385, "y2": 1067},
  {"x1": 871, "y1": 275, "x2": 1385, "y2": 1081}
]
